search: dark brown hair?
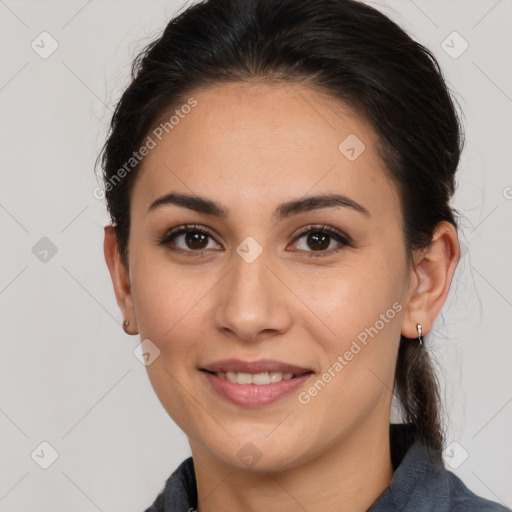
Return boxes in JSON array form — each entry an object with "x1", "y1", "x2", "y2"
[{"x1": 99, "y1": 0, "x2": 464, "y2": 457}]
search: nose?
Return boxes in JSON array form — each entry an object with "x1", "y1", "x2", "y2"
[{"x1": 213, "y1": 249, "x2": 293, "y2": 343}]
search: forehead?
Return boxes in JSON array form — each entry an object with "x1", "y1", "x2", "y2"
[{"x1": 131, "y1": 81, "x2": 400, "y2": 223}]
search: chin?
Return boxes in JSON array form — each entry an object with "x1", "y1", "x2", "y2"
[{"x1": 207, "y1": 434, "x2": 310, "y2": 473}]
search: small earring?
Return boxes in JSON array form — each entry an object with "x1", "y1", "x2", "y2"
[
  {"x1": 416, "y1": 324, "x2": 423, "y2": 346},
  {"x1": 122, "y1": 320, "x2": 130, "y2": 334}
]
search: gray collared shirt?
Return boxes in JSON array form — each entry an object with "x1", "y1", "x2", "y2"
[{"x1": 143, "y1": 424, "x2": 510, "y2": 511}]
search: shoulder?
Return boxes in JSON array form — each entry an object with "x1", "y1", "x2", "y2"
[
  {"x1": 372, "y1": 425, "x2": 511, "y2": 512},
  {"x1": 446, "y1": 470, "x2": 511, "y2": 512}
]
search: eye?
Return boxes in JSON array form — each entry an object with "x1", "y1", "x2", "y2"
[
  {"x1": 290, "y1": 224, "x2": 352, "y2": 258},
  {"x1": 157, "y1": 224, "x2": 221, "y2": 255},
  {"x1": 157, "y1": 223, "x2": 352, "y2": 258}
]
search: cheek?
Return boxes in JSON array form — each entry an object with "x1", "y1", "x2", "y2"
[
  {"x1": 298, "y1": 255, "x2": 405, "y2": 350},
  {"x1": 132, "y1": 264, "x2": 209, "y2": 432},
  {"x1": 130, "y1": 249, "x2": 216, "y2": 344},
  {"x1": 293, "y1": 281, "x2": 402, "y2": 447},
  {"x1": 296, "y1": 251, "x2": 405, "y2": 405},
  {"x1": 129, "y1": 252, "x2": 219, "y2": 403}
]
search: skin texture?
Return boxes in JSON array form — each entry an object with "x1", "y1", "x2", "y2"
[{"x1": 104, "y1": 81, "x2": 460, "y2": 512}]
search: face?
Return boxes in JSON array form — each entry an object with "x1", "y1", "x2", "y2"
[{"x1": 121, "y1": 82, "x2": 413, "y2": 471}]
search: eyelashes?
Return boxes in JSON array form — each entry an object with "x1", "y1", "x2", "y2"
[
  {"x1": 157, "y1": 224, "x2": 220, "y2": 255},
  {"x1": 157, "y1": 223, "x2": 353, "y2": 259},
  {"x1": 291, "y1": 224, "x2": 353, "y2": 257}
]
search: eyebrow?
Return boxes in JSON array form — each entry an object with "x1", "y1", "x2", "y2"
[{"x1": 147, "y1": 191, "x2": 371, "y2": 220}]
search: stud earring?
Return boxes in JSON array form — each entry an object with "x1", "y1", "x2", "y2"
[
  {"x1": 416, "y1": 324, "x2": 423, "y2": 346},
  {"x1": 122, "y1": 320, "x2": 130, "y2": 334}
]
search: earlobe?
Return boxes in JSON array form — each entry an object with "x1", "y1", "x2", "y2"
[
  {"x1": 103, "y1": 225, "x2": 138, "y2": 334},
  {"x1": 401, "y1": 221, "x2": 460, "y2": 339}
]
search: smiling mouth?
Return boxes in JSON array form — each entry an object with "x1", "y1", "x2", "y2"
[{"x1": 201, "y1": 369, "x2": 313, "y2": 385}]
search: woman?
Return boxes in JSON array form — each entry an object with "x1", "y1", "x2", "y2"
[{"x1": 100, "y1": 0, "x2": 510, "y2": 510}]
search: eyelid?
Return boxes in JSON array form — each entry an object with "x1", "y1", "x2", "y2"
[
  {"x1": 157, "y1": 224, "x2": 221, "y2": 250},
  {"x1": 289, "y1": 224, "x2": 353, "y2": 258}
]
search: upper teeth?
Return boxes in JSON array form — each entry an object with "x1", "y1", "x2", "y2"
[{"x1": 216, "y1": 371, "x2": 294, "y2": 385}]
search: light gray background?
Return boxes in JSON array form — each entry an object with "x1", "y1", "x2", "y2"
[{"x1": 1, "y1": 0, "x2": 511, "y2": 510}]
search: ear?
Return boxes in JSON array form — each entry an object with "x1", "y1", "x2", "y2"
[
  {"x1": 103, "y1": 225, "x2": 138, "y2": 335},
  {"x1": 401, "y1": 220, "x2": 460, "y2": 339}
]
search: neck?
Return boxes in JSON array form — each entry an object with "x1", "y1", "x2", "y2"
[{"x1": 190, "y1": 421, "x2": 394, "y2": 512}]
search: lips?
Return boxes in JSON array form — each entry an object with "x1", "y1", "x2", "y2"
[
  {"x1": 200, "y1": 358, "x2": 312, "y2": 376},
  {"x1": 199, "y1": 358, "x2": 314, "y2": 407}
]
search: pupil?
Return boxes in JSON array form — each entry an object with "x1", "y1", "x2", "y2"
[
  {"x1": 186, "y1": 231, "x2": 207, "y2": 250},
  {"x1": 309, "y1": 232, "x2": 329, "y2": 250}
]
